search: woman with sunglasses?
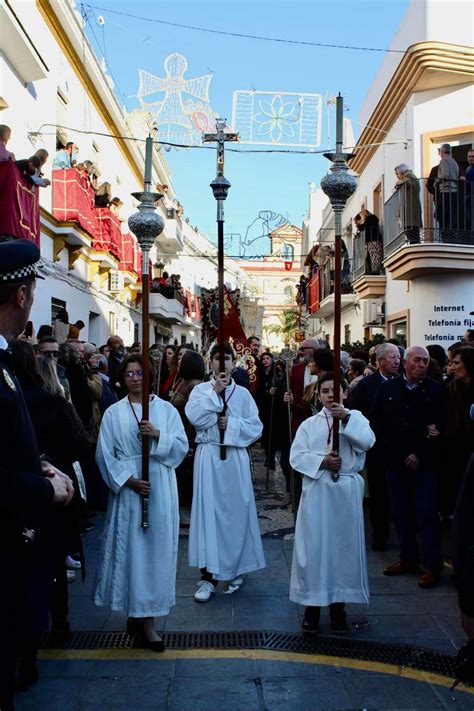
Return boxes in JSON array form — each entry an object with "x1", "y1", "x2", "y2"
[{"x1": 93, "y1": 353, "x2": 188, "y2": 651}]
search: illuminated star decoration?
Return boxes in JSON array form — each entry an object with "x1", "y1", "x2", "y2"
[{"x1": 137, "y1": 52, "x2": 216, "y2": 144}]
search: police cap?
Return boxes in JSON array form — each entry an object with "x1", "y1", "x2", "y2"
[{"x1": 0, "y1": 239, "x2": 44, "y2": 283}]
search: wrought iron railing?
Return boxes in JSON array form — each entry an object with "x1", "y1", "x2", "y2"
[{"x1": 383, "y1": 177, "x2": 474, "y2": 257}]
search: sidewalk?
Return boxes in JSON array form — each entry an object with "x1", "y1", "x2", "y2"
[{"x1": 16, "y1": 445, "x2": 474, "y2": 710}]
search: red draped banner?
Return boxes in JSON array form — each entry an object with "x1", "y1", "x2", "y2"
[
  {"x1": 0, "y1": 161, "x2": 40, "y2": 246},
  {"x1": 52, "y1": 168, "x2": 98, "y2": 236},
  {"x1": 308, "y1": 270, "x2": 320, "y2": 314}
]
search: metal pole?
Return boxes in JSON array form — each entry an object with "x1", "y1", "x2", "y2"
[
  {"x1": 320, "y1": 94, "x2": 357, "y2": 483},
  {"x1": 217, "y1": 205, "x2": 227, "y2": 460},
  {"x1": 128, "y1": 135, "x2": 165, "y2": 528}
]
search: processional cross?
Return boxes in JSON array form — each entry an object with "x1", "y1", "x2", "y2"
[{"x1": 202, "y1": 119, "x2": 239, "y2": 460}]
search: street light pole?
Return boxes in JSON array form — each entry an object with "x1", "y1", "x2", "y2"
[
  {"x1": 202, "y1": 118, "x2": 239, "y2": 461},
  {"x1": 320, "y1": 94, "x2": 357, "y2": 482},
  {"x1": 128, "y1": 135, "x2": 165, "y2": 528}
]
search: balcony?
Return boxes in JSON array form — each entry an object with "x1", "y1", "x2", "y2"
[
  {"x1": 149, "y1": 282, "x2": 187, "y2": 324},
  {"x1": 0, "y1": 161, "x2": 40, "y2": 245},
  {"x1": 307, "y1": 258, "x2": 355, "y2": 319},
  {"x1": 351, "y1": 227, "x2": 387, "y2": 299},
  {"x1": 51, "y1": 168, "x2": 125, "y2": 265},
  {"x1": 383, "y1": 178, "x2": 474, "y2": 280},
  {"x1": 157, "y1": 206, "x2": 184, "y2": 254}
]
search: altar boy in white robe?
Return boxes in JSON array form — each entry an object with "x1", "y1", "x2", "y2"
[
  {"x1": 93, "y1": 354, "x2": 188, "y2": 651},
  {"x1": 186, "y1": 343, "x2": 266, "y2": 602},
  {"x1": 289, "y1": 372, "x2": 375, "y2": 634}
]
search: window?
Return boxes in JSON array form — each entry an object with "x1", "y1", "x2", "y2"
[
  {"x1": 51, "y1": 297, "x2": 66, "y2": 323},
  {"x1": 390, "y1": 319, "x2": 407, "y2": 348},
  {"x1": 373, "y1": 181, "x2": 383, "y2": 220},
  {"x1": 283, "y1": 285, "x2": 293, "y2": 304},
  {"x1": 134, "y1": 323, "x2": 140, "y2": 343},
  {"x1": 281, "y1": 243, "x2": 294, "y2": 261},
  {"x1": 56, "y1": 92, "x2": 68, "y2": 148},
  {"x1": 344, "y1": 324, "x2": 351, "y2": 344}
]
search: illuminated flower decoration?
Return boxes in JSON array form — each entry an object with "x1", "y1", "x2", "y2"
[{"x1": 254, "y1": 95, "x2": 299, "y2": 143}]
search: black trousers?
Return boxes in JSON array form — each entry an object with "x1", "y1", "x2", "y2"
[{"x1": 367, "y1": 449, "x2": 391, "y2": 543}]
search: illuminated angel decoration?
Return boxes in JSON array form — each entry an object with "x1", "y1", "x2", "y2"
[{"x1": 137, "y1": 53, "x2": 217, "y2": 143}]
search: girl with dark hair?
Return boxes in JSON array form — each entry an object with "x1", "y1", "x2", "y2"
[
  {"x1": 289, "y1": 372, "x2": 375, "y2": 634},
  {"x1": 171, "y1": 351, "x2": 206, "y2": 524},
  {"x1": 159, "y1": 344, "x2": 177, "y2": 399},
  {"x1": 93, "y1": 353, "x2": 188, "y2": 651}
]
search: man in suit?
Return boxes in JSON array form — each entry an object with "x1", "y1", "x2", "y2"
[
  {"x1": 351, "y1": 343, "x2": 401, "y2": 550},
  {"x1": 371, "y1": 346, "x2": 448, "y2": 588},
  {"x1": 0, "y1": 240, "x2": 73, "y2": 709}
]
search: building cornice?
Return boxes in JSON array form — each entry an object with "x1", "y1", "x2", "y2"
[{"x1": 350, "y1": 41, "x2": 474, "y2": 175}]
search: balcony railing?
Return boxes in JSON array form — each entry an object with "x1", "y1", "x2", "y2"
[
  {"x1": 352, "y1": 230, "x2": 368, "y2": 281},
  {"x1": 383, "y1": 178, "x2": 474, "y2": 257},
  {"x1": 0, "y1": 161, "x2": 40, "y2": 245},
  {"x1": 307, "y1": 257, "x2": 353, "y2": 314}
]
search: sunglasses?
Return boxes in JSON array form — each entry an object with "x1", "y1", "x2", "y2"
[
  {"x1": 124, "y1": 370, "x2": 143, "y2": 379},
  {"x1": 39, "y1": 350, "x2": 59, "y2": 358}
]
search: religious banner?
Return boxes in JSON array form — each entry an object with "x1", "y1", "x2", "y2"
[
  {"x1": 0, "y1": 161, "x2": 40, "y2": 246},
  {"x1": 194, "y1": 295, "x2": 200, "y2": 321}
]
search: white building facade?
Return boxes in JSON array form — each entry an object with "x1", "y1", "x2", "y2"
[{"x1": 304, "y1": 0, "x2": 474, "y2": 348}]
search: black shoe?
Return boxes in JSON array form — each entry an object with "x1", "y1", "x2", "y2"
[
  {"x1": 132, "y1": 621, "x2": 166, "y2": 653},
  {"x1": 372, "y1": 539, "x2": 388, "y2": 552},
  {"x1": 301, "y1": 606, "x2": 320, "y2": 634},
  {"x1": 329, "y1": 604, "x2": 347, "y2": 634}
]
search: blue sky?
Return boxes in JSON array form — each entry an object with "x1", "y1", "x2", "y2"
[{"x1": 83, "y1": 0, "x2": 410, "y2": 253}]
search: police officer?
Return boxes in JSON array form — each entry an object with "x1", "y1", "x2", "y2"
[{"x1": 0, "y1": 240, "x2": 73, "y2": 710}]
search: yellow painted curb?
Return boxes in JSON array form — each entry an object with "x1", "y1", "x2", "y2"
[{"x1": 38, "y1": 648, "x2": 473, "y2": 694}]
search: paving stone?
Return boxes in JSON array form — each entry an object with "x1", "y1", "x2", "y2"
[
  {"x1": 79, "y1": 675, "x2": 171, "y2": 708},
  {"x1": 168, "y1": 677, "x2": 261, "y2": 711},
  {"x1": 261, "y1": 676, "x2": 353, "y2": 710},
  {"x1": 174, "y1": 658, "x2": 256, "y2": 677},
  {"x1": 14, "y1": 677, "x2": 88, "y2": 710},
  {"x1": 342, "y1": 671, "x2": 445, "y2": 709}
]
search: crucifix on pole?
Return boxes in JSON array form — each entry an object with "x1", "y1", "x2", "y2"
[
  {"x1": 320, "y1": 95, "x2": 357, "y2": 481},
  {"x1": 202, "y1": 118, "x2": 239, "y2": 461}
]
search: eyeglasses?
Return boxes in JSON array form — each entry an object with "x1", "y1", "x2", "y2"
[{"x1": 124, "y1": 370, "x2": 143, "y2": 379}]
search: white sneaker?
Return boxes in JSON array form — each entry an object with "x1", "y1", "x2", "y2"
[
  {"x1": 194, "y1": 580, "x2": 215, "y2": 602},
  {"x1": 223, "y1": 576, "x2": 243, "y2": 595},
  {"x1": 66, "y1": 555, "x2": 81, "y2": 570}
]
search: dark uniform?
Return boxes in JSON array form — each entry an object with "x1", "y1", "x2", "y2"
[
  {"x1": 351, "y1": 371, "x2": 397, "y2": 549},
  {"x1": 0, "y1": 241, "x2": 54, "y2": 709}
]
